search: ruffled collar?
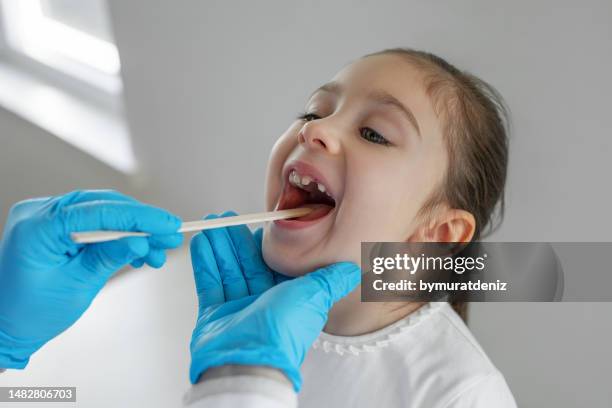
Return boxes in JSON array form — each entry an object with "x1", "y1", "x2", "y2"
[{"x1": 312, "y1": 302, "x2": 446, "y2": 356}]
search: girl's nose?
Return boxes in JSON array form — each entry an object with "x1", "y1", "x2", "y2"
[{"x1": 297, "y1": 121, "x2": 342, "y2": 155}]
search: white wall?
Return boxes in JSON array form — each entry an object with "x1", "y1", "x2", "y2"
[
  {"x1": 1, "y1": 1, "x2": 610, "y2": 406},
  {"x1": 110, "y1": 0, "x2": 612, "y2": 239},
  {"x1": 0, "y1": 109, "x2": 133, "y2": 224}
]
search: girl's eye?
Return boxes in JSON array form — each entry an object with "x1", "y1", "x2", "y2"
[
  {"x1": 297, "y1": 112, "x2": 320, "y2": 122},
  {"x1": 360, "y1": 127, "x2": 391, "y2": 146}
]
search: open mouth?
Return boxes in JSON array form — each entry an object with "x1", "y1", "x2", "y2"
[{"x1": 276, "y1": 168, "x2": 336, "y2": 224}]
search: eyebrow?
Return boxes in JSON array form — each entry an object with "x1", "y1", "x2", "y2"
[
  {"x1": 367, "y1": 90, "x2": 421, "y2": 137},
  {"x1": 310, "y1": 81, "x2": 421, "y2": 137},
  {"x1": 308, "y1": 81, "x2": 343, "y2": 101}
]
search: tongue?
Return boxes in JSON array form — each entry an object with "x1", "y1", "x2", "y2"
[{"x1": 292, "y1": 203, "x2": 333, "y2": 221}]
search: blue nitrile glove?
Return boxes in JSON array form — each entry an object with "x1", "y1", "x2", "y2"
[
  {"x1": 189, "y1": 212, "x2": 360, "y2": 391},
  {"x1": 0, "y1": 190, "x2": 183, "y2": 369}
]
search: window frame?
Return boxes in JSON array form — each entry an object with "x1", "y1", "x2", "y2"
[
  {"x1": 0, "y1": 0, "x2": 136, "y2": 174},
  {"x1": 0, "y1": 0, "x2": 123, "y2": 114}
]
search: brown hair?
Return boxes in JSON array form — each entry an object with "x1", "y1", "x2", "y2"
[{"x1": 366, "y1": 48, "x2": 510, "y2": 322}]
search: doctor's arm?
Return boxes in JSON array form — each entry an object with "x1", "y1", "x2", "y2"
[{"x1": 184, "y1": 217, "x2": 360, "y2": 407}]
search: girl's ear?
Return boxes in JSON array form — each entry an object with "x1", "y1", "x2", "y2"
[{"x1": 408, "y1": 209, "x2": 476, "y2": 243}]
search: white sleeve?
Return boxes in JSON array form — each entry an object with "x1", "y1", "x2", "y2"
[
  {"x1": 183, "y1": 375, "x2": 298, "y2": 408},
  {"x1": 444, "y1": 371, "x2": 517, "y2": 408}
]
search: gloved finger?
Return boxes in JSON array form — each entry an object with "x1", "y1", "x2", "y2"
[
  {"x1": 190, "y1": 232, "x2": 225, "y2": 308},
  {"x1": 273, "y1": 271, "x2": 294, "y2": 284},
  {"x1": 198, "y1": 294, "x2": 258, "y2": 323},
  {"x1": 60, "y1": 200, "x2": 182, "y2": 237},
  {"x1": 203, "y1": 213, "x2": 249, "y2": 301},
  {"x1": 148, "y1": 233, "x2": 184, "y2": 249},
  {"x1": 131, "y1": 258, "x2": 145, "y2": 268},
  {"x1": 253, "y1": 228, "x2": 293, "y2": 285},
  {"x1": 7, "y1": 197, "x2": 55, "y2": 229},
  {"x1": 303, "y1": 262, "x2": 361, "y2": 308},
  {"x1": 253, "y1": 227, "x2": 264, "y2": 252},
  {"x1": 81, "y1": 236, "x2": 150, "y2": 279},
  {"x1": 65, "y1": 189, "x2": 140, "y2": 205},
  {"x1": 224, "y1": 215, "x2": 274, "y2": 295},
  {"x1": 142, "y1": 248, "x2": 167, "y2": 269}
]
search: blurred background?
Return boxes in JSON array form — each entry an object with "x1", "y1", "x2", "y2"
[{"x1": 0, "y1": 0, "x2": 610, "y2": 407}]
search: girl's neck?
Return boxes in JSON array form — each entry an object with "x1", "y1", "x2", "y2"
[{"x1": 323, "y1": 286, "x2": 425, "y2": 336}]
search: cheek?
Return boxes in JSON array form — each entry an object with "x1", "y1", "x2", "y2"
[
  {"x1": 265, "y1": 126, "x2": 300, "y2": 210},
  {"x1": 340, "y1": 161, "x2": 426, "y2": 241}
]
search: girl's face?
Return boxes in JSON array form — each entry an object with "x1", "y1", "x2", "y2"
[{"x1": 263, "y1": 54, "x2": 448, "y2": 276}]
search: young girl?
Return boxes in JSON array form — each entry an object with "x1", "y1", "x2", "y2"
[{"x1": 259, "y1": 48, "x2": 516, "y2": 407}]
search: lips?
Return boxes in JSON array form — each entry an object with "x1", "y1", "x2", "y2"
[{"x1": 275, "y1": 161, "x2": 336, "y2": 227}]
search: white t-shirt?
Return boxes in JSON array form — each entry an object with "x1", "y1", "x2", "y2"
[
  {"x1": 298, "y1": 302, "x2": 516, "y2": 408},
  {"x1": 186, "y1": 302, "x2": 516, "y2": 408}
]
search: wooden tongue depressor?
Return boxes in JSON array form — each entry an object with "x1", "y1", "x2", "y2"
[{"x1": 70, "y1": 207, "x2": 312, "y2": 244}]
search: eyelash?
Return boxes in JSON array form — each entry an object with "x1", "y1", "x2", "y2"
[{"x1": 296, "y1": 112, "x2": 392, "y2": 146}]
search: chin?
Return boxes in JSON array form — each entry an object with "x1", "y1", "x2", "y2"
[
  {"x1": 262, "y1": 229, "x2": 361, "y2": 277},
  {"x1": 262, "y1": 237, "x2": 317, "y2": 277}
]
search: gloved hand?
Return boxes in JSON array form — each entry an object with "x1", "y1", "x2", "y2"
[
  {"x1": 0, "y1": 190, "x2": 183, "y2": 369},
  {"x1": 189, "y1": 212, "x2": 360, "y2": 391}
]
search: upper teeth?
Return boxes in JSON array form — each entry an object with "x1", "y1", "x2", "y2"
[{"x1": 289, "y1": 170, "x2": 329, "y2": 195}]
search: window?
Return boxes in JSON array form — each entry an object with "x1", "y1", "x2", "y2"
[{"x1": 0, "y1": 0, "x2": 136, "y2": 173}]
